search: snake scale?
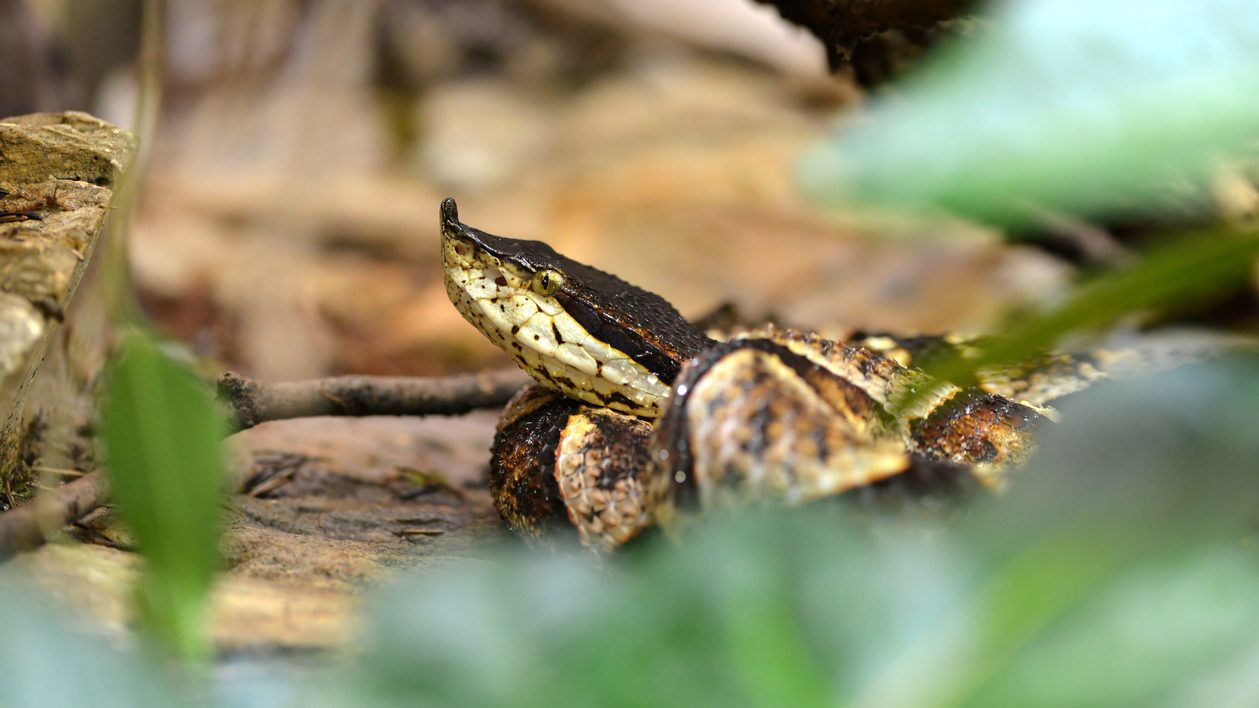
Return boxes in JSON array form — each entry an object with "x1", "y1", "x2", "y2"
[{"x1": 440, "y1": 198, "x2": 1113, "y2": 553}]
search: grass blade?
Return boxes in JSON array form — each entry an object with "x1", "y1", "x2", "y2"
[
  {"x1": 101, "y1": 331, "x2": 227, "y2": 663},
  {"x1": 893, "y1": 227, "x2": 1259, "y2": 412}
]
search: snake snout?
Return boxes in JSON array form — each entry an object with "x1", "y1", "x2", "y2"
[
  {"x1": 439, "y1": 197, "x2": 479, "y2": 256},
  {"x1": 440, "y1": 196, "x2": 460, "y2": 232}
]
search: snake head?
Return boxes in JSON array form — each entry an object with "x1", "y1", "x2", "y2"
[
  {"x1": 440, "y1": 198, "x2": 712, "y2": 417},
  {"x1": 441, "y1": 197, "x2": 545, "y2": 309}
]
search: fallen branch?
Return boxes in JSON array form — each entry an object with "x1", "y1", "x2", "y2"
[
  {"x1": 0, "y1": 471, "x2": 108, "y2": 558},
  {"x1": 218, "y1": 369, "x2": 529, "y2": 431},
  {"x1": 0, "y1": 369, "x2": 529, "y2": 556}
]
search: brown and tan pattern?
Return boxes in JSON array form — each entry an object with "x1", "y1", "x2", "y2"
[
  {"x1": 846, "y1": 332, "x2": 1110, "y2": 407},
  {"x1": 490, "y1": 385, "x2": 658, "y2": 554},
  {"x1": 555, "y1": 408, "x2": 655, "y2": 553},
  {"x1": 661, "y1": 342, "x2": 909, "y2": 508},
  {"x1": 442, "y1": 199, "x2": 1090, "y2": 552}
]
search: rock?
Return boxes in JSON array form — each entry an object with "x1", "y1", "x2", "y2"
[
  {"x1": 0, "y1": 111, "x2": 133, "y2": 186},
  {"x1": 0, "y1": 112, "x2": 135, "y2": 505}
]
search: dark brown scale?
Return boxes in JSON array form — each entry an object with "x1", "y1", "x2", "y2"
[
  {"x1": 854, "y1": 348, "x2": 878, "y2": 377},
  {"x1": 745, "y1": 393, "x2": 776, "y2": 459},
  {"x1": 489, "y1": 386, "x2": 581, "y2": 542},
  {"x1": 588, "y1": 411, "x2": 650, "y2": 491},
  {"x1": 909, "y1": 389, "x2": 1042, "y2": 465},
  {"x1": 604, "y1": 391, "x2": 641, "y2": 412}
]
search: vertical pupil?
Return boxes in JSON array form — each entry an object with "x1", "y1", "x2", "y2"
[{"x1": 541, "y1": 273, "x2": 550, "y2": 289}]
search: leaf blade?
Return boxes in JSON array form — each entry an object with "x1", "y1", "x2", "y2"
[
  {"x1": 800, "y1": 0, "x2": 1259, "y2": 225},
  {"x1": 101, "y1": 332, "x2": 227, "y2": 662}
]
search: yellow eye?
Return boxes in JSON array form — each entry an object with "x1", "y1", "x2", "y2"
[{"x1": 531, "y1": 269, "x2": 564, "y2": 296}]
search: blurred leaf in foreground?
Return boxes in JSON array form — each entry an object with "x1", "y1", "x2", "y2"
[
  {"x1": 101, "y1": 331, "x2": 228, "y2": 664},
  {"x1": 862, "y1": 357, "x2": 1259, "y2": 708},
  {"x1": 0, "y1": 573, "x2": 308, "y2": 708},
  {"x1": 0, "y1": 580, "x2": 192, "y2": 708},
  {"x1": 892, "y1": 226, "x2": 1259, "y2": 411},
  {"x1": 304, "y1": 358, "x2": 1259, "y2": 707},
  {"x1": 978, "y1": 228, "x2": 1259, "y2": 360},
  {"x1": 799, "y1": 0, "x2": 1259, "y2": 225},
  {"x1": 1, "y1": 358, "x2": 1256, "y2": 707}
]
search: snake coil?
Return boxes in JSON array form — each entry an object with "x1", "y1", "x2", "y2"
[{"x1": 441, "y1": 198, "x2": 1105, "y2": 553}]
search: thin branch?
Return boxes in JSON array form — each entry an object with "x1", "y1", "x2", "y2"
[
  {"x1": 217, "y1": 369, "x2": 530, "y2": 431},
  {"x1": 0, "y1": 471, "x2": 108, "y2": 559}
]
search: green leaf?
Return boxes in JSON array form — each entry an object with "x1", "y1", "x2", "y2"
[
  {"x1": 101, "y1": 331, "x2": 228, "y2": 663},
  {"x1": 799, "y1": 0, "x2": 1259, "y2": 224},
  {"x1": 894, "y1": 226, "x2": 1259, "y2": 411}
]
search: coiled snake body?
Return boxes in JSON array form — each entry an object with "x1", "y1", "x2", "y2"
[{"x1": 440, "y1": 199, "x2": 1105, "y2": 553}]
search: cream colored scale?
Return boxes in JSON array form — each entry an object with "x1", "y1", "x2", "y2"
[{"x1": 447, "y1": 251, "x2": 672, "y2": 417}]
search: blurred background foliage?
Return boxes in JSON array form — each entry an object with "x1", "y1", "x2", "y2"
[{"x1": 2, "y1": 0, "x2": 1259, "y2": 705}]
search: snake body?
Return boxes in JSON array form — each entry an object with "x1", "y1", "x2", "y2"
[{"x1": 441, "y1": 198, "x2": 1083, "y2": 552}]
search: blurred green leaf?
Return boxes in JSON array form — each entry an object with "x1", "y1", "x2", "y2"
[
  {"x1": 0, "y1": 573, "x2": 316, "y2": 708},
  {"x1": 861, "y1": 358, "x2": 1259, "y2": 708},
  {"x1": 800, "y1": 0, "x2": 1259, "y2": 224},
  {"x1": 985, "y1": 227, "x2": 1259, "y2": 353},
  {"x1": 101, "y1": 331, "x2": 228, "y2": 663},
  {"x1": 0, "y1": 579, "x2": 195, "y2": 708},
  {"x1": 968, "y1": 550, "x2": 1259, "y2": 708},
  {"x1": 896, "y1": 226, "x2": 1259, "y2": 408}
]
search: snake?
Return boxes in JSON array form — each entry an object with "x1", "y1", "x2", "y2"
[{"x1": 439, "y1": 198, "x2": 1113, "y2": 553}]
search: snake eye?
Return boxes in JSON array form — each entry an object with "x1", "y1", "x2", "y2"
[{"x1": 531, "y1": 269, "x2": 564, "y2": 296}]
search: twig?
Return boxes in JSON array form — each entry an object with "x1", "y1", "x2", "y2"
[
  {"x1": 217, "y1": 369, "x2": 529, "y2": 431},
  {"x1": 0, "y1": 471, "x2": 108, "y2": 559},
  {"x1": 33, "y1": 466, "x2": 87, "y2": 477},
  {"x1": 0, "y1": 210, "x2": 42, "y2": 222}
]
